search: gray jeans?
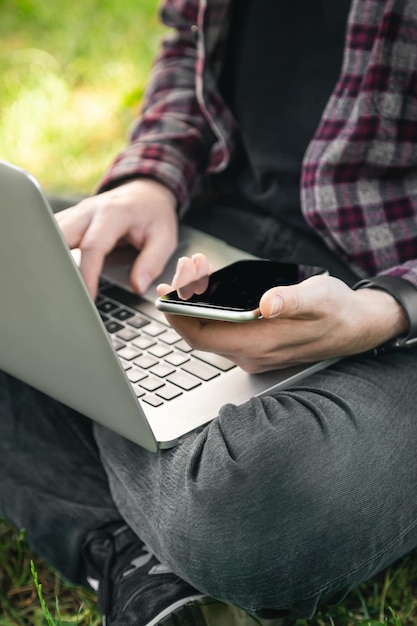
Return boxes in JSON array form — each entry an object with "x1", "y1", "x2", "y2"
[{"x1": 1, "y1": 206, "x2": 417, "y2": 620}]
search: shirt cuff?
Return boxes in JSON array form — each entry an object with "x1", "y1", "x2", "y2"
[{"x1": 354, "y1": 275, "x2": 417, "y2": 350}]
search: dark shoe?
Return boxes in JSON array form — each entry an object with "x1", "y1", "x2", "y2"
[
  {"x1": 82, "y1": 523, "x2": 291, "y2": 626},
  {"x1": 82, "y1": 523, "x2": 206, "y2": 626}
]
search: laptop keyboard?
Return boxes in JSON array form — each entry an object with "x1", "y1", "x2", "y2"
[{"x1": 97, "y1": 281, "x2": 236, "y2": 408}]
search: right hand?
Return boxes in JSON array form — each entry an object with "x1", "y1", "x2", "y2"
[
  {"x1": 56, "y1": 178, "x2": 178, "y2": 299},
  {"x1": 157, "y1": 254, "x2": 409, "y2": 373}
]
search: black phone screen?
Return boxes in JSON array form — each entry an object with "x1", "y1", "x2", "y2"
[{"x1": 164, "y1": 260, "x2": 324, "y2": 311}]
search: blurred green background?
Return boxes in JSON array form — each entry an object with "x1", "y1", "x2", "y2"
[{"x1": 0, "y1": 0, "x2": 162, "y2": 194}]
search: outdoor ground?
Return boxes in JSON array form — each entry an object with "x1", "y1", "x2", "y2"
[{"x1": 1, "y1": 0, "x2": 417, "y2": 624}]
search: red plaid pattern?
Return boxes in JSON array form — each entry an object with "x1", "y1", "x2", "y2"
[
  {"x1": 99, "y1": 0, "x2": 237, "y2": 213},
  {"x1": 302, "y1": 0, "x2": 417, "y2": 284},
  {"x1": 100, "y1": 0, "x2": 417, "y2": 286}
]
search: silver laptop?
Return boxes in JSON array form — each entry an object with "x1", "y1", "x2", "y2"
[{"x1": 0, "y1": 161, "x2": 336, "y2": 451}]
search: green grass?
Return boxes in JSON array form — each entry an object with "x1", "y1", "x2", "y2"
[
  {"x1": 1, "y1": 1, "x2": 417, "y2": 624},
  {"x1": 1, "y1": 519, "x2": 417, "y2": 625},
  {"x1": 0, "y1": 0, "x2": 163, "y2": 194},
  {"x1": 0, "y1": 523, "x2": 100, "y2": 625}
]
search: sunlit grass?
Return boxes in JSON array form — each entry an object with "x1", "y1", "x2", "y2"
[{"x1": 0, "y1": 0, "x2": 163, "y2": 193}]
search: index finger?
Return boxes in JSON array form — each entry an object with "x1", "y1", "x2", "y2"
[
  {"x1": 55, "y1": 203, "x2": 92, "y2": 249},
  {"x1": 161, "y1": 311, "x2": 250, "y2": 355},
  {"x1": 77, "y1": 211, "x2": 131, "y2": 299},
  {"x1": 79, "y1": 247, "x2": 108, "y2": 300}
]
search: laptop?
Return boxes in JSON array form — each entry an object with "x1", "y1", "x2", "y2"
[{"x1": 0, "y1": 161, "x2": 337, "y2": 451}]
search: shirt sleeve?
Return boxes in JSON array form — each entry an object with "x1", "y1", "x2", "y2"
[{"x1": 96, "y1": 0, "x2": 234, "y2": 214}]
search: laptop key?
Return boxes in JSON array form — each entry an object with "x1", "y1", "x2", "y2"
[
  {"x1": 143, "y1": 322, "x2": 167, "y2": 337},
  {"x1": 128, "y1": 315, "x2": 150, "y2": 329},
  {"x1": 165, "y1": 352, "x2": 190, "y2": 367},
  {"x1": 133, "y1": 336, "x2": 156, "y2": 350},
  {"x1": 113, "y1": 308, "x2": 135, "y2": 321},
  {"x1": 182, "y1": 360, "x2": 220, "y2": 381},
  {"x1": 98, "y1": 300, "x2": 119, "y2": 313},
  {"x1": 133, "y1": 354, "x2": 159, "y2": 369},
  {"x1": 105, "y1": 320, "x2": 124, "y2": 334},
  {"x1": 167, "y1": 371, "x2": 201, "y2": 391},
  {"x1": 156, "y1": 384, "x2": 183, "y2": 401},
  {"x1": 150, "y1": 362, "x2": 175, "y2": 378},
  {"x1": 139, "y1": 377, "x2": 165, "y2": 392},
  {"x1": 159, "y1": 329, "x2": 182, "y2": 345},
  {"x1": 148, "y1": 344, "x2": 172, "y2": 358},
  {"x1": 126, "y1": 368, "x2": 148, "y2": 383},
  {"x1": 117, "y1": 327, "x2": 139, "y2": 342},
  {"x1": 142, "y1": 395, "x2": 164, "y2": 408},
  {"x1": 118, "y1": 346, "x2": 142, "y2": 361}
]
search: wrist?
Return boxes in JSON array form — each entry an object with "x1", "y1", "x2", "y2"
[
  {"x1": 121, "y1": 178, "x2": 178, "y2": 213},
  {"x1": 354, "y1": 276, "x2": 417, "y2": 352}
]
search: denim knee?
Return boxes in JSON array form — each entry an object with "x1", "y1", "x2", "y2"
[{"x1": 151, "y1": 404, "x2": 353, "y2": 615}]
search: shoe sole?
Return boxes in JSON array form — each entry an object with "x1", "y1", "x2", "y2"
[{"x1": 146, "y1": 594, "x2": 206, "y2": 626}]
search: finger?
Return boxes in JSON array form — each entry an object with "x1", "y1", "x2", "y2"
[
  {"x1": 190, "y1": 253, "x2": 212, "y2": 278},
  {"x1": 156, "y1": 254, "x2": 211, "y2": 300},
  {"x1": 171, "y1": 257, "x2": 197, "y2": 288},
  {"x1": 172, "y1": 254, "x2": 212, "y2": 298},
  {"x1": 165, "y1": 312, "x2": 248, "y2": 355},
  {"x1": 55, "y1": 203, "x2": 93, "y2": 249},
  {"x1": 78, "y1": 210, "x2": 130, "y2": 299},
  {"x1": 156, "y1": 282, "x2": 173, "y2": 296},
  {"x1": 129, "y1": 225, "x2": 177, "y2": 294},
  {"x1": 79, "y1": 248, "x2": 106, "y2": 300},
  {"x1": 189, "y1": 253, "x2": 212, "y2": 295},
  {"x1": 189, "y1": 274, "x2": 210, "y2": 297}
]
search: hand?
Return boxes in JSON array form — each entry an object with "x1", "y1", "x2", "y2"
[
  {"x1": 157, "y1": 255, "x2": 409, "y2": 373},
  {"x1": 56, "y1": 179, "x2": 178, "y2": 299}
]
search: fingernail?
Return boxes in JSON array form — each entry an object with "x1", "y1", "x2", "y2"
[{"x1": 270, "y1": 295, "x2": 283, "y2": 317}]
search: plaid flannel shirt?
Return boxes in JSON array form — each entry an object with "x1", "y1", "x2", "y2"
[{"x1": 99, "y1": 0, "x2": 417, "y2": 287}]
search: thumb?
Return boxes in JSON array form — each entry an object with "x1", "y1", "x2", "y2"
[{"x1": 259, "y1": 285, "x2": 304, "y2": 319}]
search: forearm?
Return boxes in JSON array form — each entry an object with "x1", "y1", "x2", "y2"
[{"x1": 97, "y1": 0, "x2": 237, "y2": 213}]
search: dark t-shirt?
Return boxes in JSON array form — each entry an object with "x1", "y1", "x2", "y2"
[{"x1": 219, "y1": 0, "x2": 351, "y2": 231}]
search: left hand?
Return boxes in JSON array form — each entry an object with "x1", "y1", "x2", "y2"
[{"x1": 157, "y1": 255, "x2": 409, "y2": 373}]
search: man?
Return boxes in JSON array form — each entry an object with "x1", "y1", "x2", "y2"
[{"x1": 2, "y1": 0, "x2": 417, "y2": 624}]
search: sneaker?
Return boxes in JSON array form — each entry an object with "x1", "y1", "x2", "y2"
[
  {"x1": 82, "y1": 523, "x2": 290, "y2": 626},
  {"x1": 82, "y1": 523, "x2": 206, "y2": 626}
]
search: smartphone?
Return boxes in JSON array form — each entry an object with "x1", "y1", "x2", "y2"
[{"x1": 155, "y1": 259, "x2": 327, "y2": 322}]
